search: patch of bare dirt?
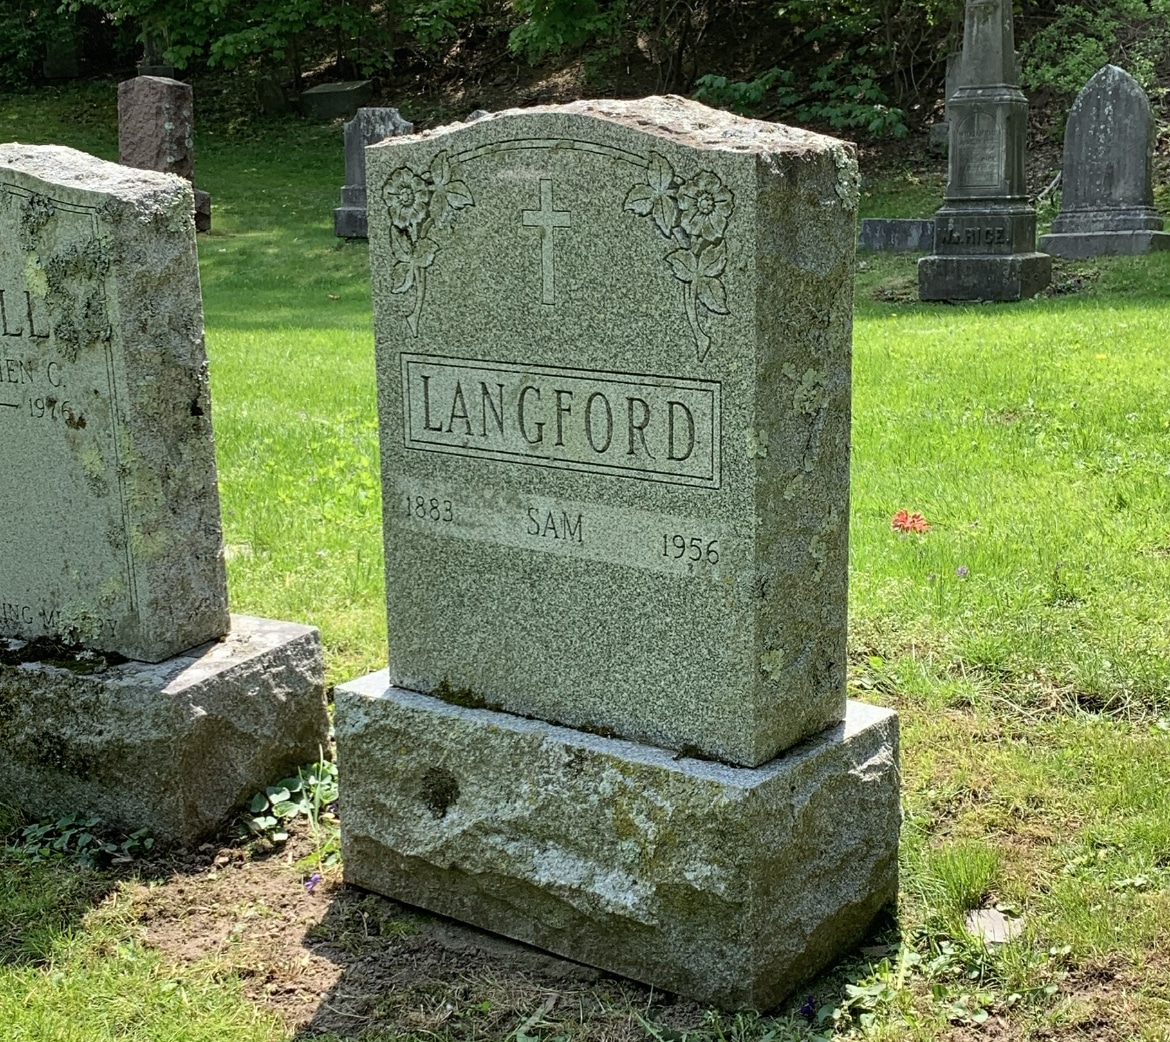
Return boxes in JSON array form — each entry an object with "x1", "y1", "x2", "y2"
[{"x1": 116, "y1": 821, "x2": 717, "y2": 1039}]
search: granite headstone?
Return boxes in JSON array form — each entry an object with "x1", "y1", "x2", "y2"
[
  {"x1": 334, "y1": 108, "x2": 414, "y2": 238},
  {"x1": 0, "y1": 145, "x2": 328, "y2": 843},
  {"x1": 919, "y1": 0, "x2": 1051, "y2": 300},
  {"x1": 118, "y1": 75, "x2": 211, "y2": 232},
  {"x1": 301, "y1": 81, "x2": 373, "y2": 121},
  {"x1": 1040, "y1": 65, "x2": 1170, "y2": 258},
  {"x1": 335, "y1": 97, "x2": 900, "y2": 1008}
]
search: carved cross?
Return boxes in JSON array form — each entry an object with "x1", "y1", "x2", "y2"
[{"x1": 521, "y1": 178, "x2": 571, "y2": 305}]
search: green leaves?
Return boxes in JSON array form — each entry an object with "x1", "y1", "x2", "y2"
[{"x1": 242, "y1": 758, "x2": 339, "y2": 861}]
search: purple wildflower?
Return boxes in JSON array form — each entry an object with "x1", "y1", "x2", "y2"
[
  {"x1": 304, "y1": 872, "x2": 322, "y2": 893},
  {"x1": 798, "y1": 995, "x2": 816, "y2": 1021},
  {"x1": 956, "y1": 566, "x2": 969, "y2": 579}
]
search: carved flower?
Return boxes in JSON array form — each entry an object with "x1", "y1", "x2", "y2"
[
  {"x1": 677, "y1": 170, "x2": 733, "y2": 242},
  {"x1": 383, "y1": 167, "x2": 430, "y2": 237},
  {"x1": 623, "y1": 152, "x2": 680, "y2": 237}
]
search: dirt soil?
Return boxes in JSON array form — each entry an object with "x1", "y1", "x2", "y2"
[{"x1": 119, "y1": 821, "x2": 719, "y2": 1040}]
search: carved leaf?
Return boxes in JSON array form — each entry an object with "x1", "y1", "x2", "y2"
[
  {"x1": 650, "y1": 193, "x2": 679, "y2": 238},
  {"x1": 429, "y1": 151, "x2": 452, "y2": 185},
  {"x1": 389, "y1": 227, "x2": 413, "y2": 263},
  {"x1": 697, "y1": 275, "x2": 728, "y2": 315},
  {"x1": 624, "y1": 183, "x2": 656, "y2": 216},
  {"x1": 443, "y1": 179, "x2": 474, "y2": 210},
  {"x1": 665, "y1": 247, "x2": 698, "y2": 284},
  {"x1": 647, "y1": 152, "x2": 675, "y2": 193},
  {"x1": 697, "y1": 241, "x2": 727, "y2": 278},
  {"x1": 414, "y1": 237, "x2": 440, "y2": 269},
  {"x1": 391, "y1": 261, "x2": 414, "y2": 294}
]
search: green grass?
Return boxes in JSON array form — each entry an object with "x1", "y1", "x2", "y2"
[{"x1": 3, "y1": 82, "x2": 1170, "y2": 1038}]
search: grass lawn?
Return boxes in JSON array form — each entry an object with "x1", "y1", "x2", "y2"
[{"x1": 2, "y1": 81, "x2": 1170, "y2": 1040}]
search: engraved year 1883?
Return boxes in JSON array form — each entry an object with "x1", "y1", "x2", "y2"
[{"x1": 404, "y1": 494, "x2": 453, "y2": 523}]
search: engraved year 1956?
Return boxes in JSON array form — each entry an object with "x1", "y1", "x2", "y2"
[
  {"x1": 662, "y1": 534, "x2": 719, "y2": 564},
  {"x1": 404, "y1": 494, "x2": 454, "y2": 523}
]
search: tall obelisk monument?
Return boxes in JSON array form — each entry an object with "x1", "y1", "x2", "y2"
[{"x1": 919, "y1": 0, "x2": 1050, "y2": 300}]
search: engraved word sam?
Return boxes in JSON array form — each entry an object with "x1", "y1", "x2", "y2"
[{"x1": 402, "y1": 354, "x2": 721, "y2": 488}]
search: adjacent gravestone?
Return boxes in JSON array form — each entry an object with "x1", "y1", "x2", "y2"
[
  {"x1": 0, "y1": 145, "x2": 328, "y2": 843},
  {"x1": 859, "y1": 218, "x2": 934, "y2": 252},
  {"x1": 1040, "y1": 65, "x2": 1170, "y2": 258},
  {"x1": 334, "y1": 108, "x2": 414, "y2": 239},
  {"x1": 919, "y1": 0, "x2": 1051, "y2": 301},
  {"x1": 118, "y1": 75, "x2": 211, "y2": 232},
  {"x1": 928, "y1": 52, "x2": 961, "y2": 154},
  {"x1": 301, "y1": 81, "x2": 373, "y2": 121},
  {"x1": 335, "y1": 97, "x2": 900, "y2": 1009}
]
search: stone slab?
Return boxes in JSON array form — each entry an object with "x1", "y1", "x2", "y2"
[
  {"x1": 367, "y1": 97, "x2": 856, "y2": 767},
  {"x1": 118, "y1": 76, "x2": 195, "y2": 180},
  {"x1": 0, "y1": 144, "x2": 228, "y2": 661},
  {"x1": 0, "y1": 614, "x2": 329, "y2": 845},
  {"x1": 336, "y1": 673, "x2": 900, "y2": 1009},
  {"x1": 918, "y1": 251, "x2": 1051, "y2": 301},
  {"x1": 858, "y1": 218, "x2": 934, "y2": 252},
  {"x1": 302, "y1": 80, "x2": 374, "y2": 121},
  {"x1": 1039, "y1": 229, "x2": 1170, "y2": 258},
  {"x1": 335, "y1": 108, "x2": 414, "y2": 238}
]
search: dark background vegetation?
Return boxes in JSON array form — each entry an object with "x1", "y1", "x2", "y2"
[{"x1": 6, "y1": 0, "x2": 1170, "y2": 145}]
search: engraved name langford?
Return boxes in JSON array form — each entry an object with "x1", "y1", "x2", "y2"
[{"x1": 400, "y1": 354, "x2": 722, "y2": 488}]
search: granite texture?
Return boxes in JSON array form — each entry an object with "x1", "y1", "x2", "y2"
[
  {"x1": 918, "y1": 0, "x2": 1050, "y2": 301},
  {"x1": 336, "y1": 674, "x2": 900, "y2": 1009},
  {"x1": 0, "y1": 615, "x2": 329, "y2": 845},
  {"x1": 366, "y1": 96, "x2": 856, "y2": 767},
  {"x1": 858, "y1": 218, "x2": 933, "y2": 252},
  {"x1": 1040, "y1": 64, "x2": 1170, "y2": 258},
  {"x1": 334, "y1": 108, "x2": 414, "y2": 239},
  {"x1": 0, "y1": 144, "x2": 228, "y2": 661}
]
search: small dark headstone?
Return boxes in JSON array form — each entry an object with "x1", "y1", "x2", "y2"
[
  {"x1": 301, "y1": 81, "x2": 374, "y2": 121},
  {"x1": 43, "y1": 36, "x2": 80, "y2": 81},
  {"x1": 927, "y1": 52, "x2": 961, "y2": 155},
  {"x1": 334, "y1": 108, "x2": 414, "y2": 238},
  {"x1": 256, "y1": 77, "x2": 290, "y2": 116},
  {"x1": 858, "y1": 218, "x2": 934, "y2": 252},
  {"x1": 118, "y1": 75, "x2": 212, "y2": 232},
  {"x1": 1039, "y1": 65, "x2": 1170, "y2": 258},
  {"x1": 137, "y1": 28, "x2": 175, "y2": 78},
  {"x1": 919, "y1": 0, "x2": 1050, "y2": 301}
]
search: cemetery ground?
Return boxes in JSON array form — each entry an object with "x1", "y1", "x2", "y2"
[{"x1": 1, "y1": 83, "x2": 1170, "y2": 1041}]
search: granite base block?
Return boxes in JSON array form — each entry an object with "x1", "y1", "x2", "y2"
[
  {"x1": 0, "y1": 614, "x2": 329, "y2": 845},
  {"x1": 335, "y1": 674, "x2": 900, "y2": 1010},
  {"x1": 334, "y1": 205, "x2": 368, "y2": 238},
  {"x1": 1039, "y1": 229, "x2": 1170, "y2": 258},
  {"x1": 918, "y1": 251, "x2": 1052, "y2": 301}
]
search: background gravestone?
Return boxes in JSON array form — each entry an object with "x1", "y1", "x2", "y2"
[
  {"x1": 919, "y1": 0, "x2": 1050, "y2": 301},
  {"x1": 335, "y1": 97, "x2": 900, "y2": 1009},
  {"x1": 301, "y1": 81, "x2": 373, "y2": 120},
  {"x1": 334, "y1": 108, "x2": 414, "y2": 238},
  {"x1": 118, "y1": 75, "x2": 211, "y2": 232},
  {"x1": 0, "y1": 145, "x2": 328, "y2": 843},
  {"x1": 1040, "y1": 65, "x2": 1170, "y2": 258}
]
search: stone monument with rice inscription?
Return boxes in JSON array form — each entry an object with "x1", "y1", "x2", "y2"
[
  {"x1": 0, "y1": 145, "x2": 328, "y2": 844},
  {"x1": 919, "y1": 0, "x2": 1051, "y2": 300},
  {"x1": 335, "y1": 97, "x2": 900, "y2": 1008},
  {"x1": 1040, "y1": 65, "x2": 1170, "y2": 258}
]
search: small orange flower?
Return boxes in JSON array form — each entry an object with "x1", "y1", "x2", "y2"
[{"x1": 892, "y1": 509, "x2": 931, "y2": 534}]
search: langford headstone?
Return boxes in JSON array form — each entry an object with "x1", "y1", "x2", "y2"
[
  {"x1": 334, "y1": 108, "x2": 414, "y2": 238},
  {"x1": 1040, "y1": 65, "x2": 1170, "y2": 258},
  {"x1": 0, "y1": 145, "x2": 328, "y2": 843},
  {"x1": 335, "y1": 97, "x2": 900, "y2": 1008},
  {"x1": 118, "y1": 76, "x2": 211, "y2": 232},
  {"x1": 919, "y1": 0, "x2": 1051, "y2": 300}
]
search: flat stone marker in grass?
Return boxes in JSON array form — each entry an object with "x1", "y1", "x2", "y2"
[
  {"x1": 336, "y1": 97, "x2": 900, "y2": 1009},
  {"x1": 0, "y1": 144, "x2": 328, "y2": 844},
  {"x1": 918, "y1": 0, "x2": 1050, "y2": 301},
  {"x1": 1039, "y1": 65, "x2": 1170, "y2": 259}
]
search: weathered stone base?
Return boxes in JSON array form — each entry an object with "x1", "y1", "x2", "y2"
[
  {"x1": 334, "y1": 205, "x2": 368, "y2": 238},
  {"x1": 0, "y1": 614, "x2": 328, "y2": 845},
  {"x1": 335, "y1": 674, "x2": 900, "y2": 1010},
  {"x1": 194, "y1": 187, "x2": 211, "y2": 233},
  {"x1": 918, "y1": 251, "x2": 1052, "y2": 301},
  {"x1": 1039, "y1": 229, "x2": 1170, "y2": 258}
]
